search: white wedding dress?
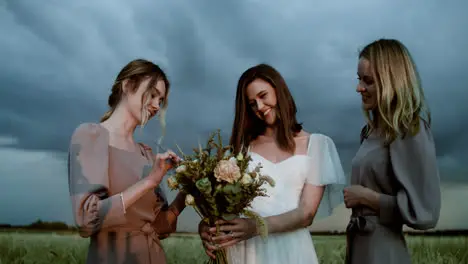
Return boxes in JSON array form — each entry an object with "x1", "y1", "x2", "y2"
[{"x1": 227, "y1": 134, "x2": 346, "y2": 264}]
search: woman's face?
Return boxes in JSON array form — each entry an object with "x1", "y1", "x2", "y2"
[
  {"x1": 126, "y1": 77, "x2": 166, "y2": 124},
  {"x1": 246, "y1": 78, "x2": 278, "y2": 126},
  {"x1": 356, "y1": 58, "x2": 377, "y2": 111}
]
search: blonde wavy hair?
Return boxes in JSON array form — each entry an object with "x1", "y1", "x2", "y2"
[{"x1": 360, "y1": 39, "x2": 431, "y2": 145}]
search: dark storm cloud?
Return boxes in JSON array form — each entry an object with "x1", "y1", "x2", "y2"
[{"x1": 0, "y1": 0, "x2": 468, "y2": 183}]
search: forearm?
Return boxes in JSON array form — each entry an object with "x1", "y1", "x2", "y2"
[
  {"x1": 264, "y1": 207, "x2": 313, "y2": 234},
  {"x1": 120, "y1": 178, "x2": 159, "y2": 211},
  {"x1": 168, "y1": 191, "x2": 187, "y2": 217},
  {"x1": 360, "y1": 189, "x2": 381, "y2": 213},
  {"x1": 152, "y1": 192, "x2": 186, "y2": 234},
  {"x1": 263, "y1": 185, "x2": 323, "y2": 235},
  {"x1": 76, "y1": 178, "x2": 157, "y2": 237}
]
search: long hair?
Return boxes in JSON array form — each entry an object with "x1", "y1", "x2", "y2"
[
  {"x1": 229, "y1": 63, "x2": 302, "y2": 154},
  {"x1": 100, "y1": 59, "x2": 170, "y2": 134},
  {"x1": 359, "y1": 39, "x2": 431, "y2": 145}
]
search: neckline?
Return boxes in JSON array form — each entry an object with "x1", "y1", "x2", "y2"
[
  {"x1": 249, "y1": 151, "x2": 310, "y2": 165},
  {"x1": 247, "y1": 134, "x2": 312, "y2": 163},
  {"x1": 96, "y1": 123, "x2": 150, "y2": 162}
]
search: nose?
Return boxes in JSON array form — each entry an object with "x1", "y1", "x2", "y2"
[
  {"x1": 256, "y1": 100, "x2": 265, "y2": 111},
  {"x1": 356, "y1": 84, "x2": 366, "y2": 93},
  {"x1": 150, "y1": 98, "x2": 161, "y2": 110}
]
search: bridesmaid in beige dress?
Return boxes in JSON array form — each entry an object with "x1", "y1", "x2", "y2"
[
  {"x1": 68, "y1": 59, "x2": 186, "y2": 264},
  {"x1": 343, "y1": 39, "x2": 441, "y2": 264}
]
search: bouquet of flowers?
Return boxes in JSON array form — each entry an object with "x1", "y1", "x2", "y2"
[{"x1": 167, "y1": 130, "x2": 275, "y2": 264}]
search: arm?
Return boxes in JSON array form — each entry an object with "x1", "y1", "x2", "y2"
[
  {"x1": 264, "y1": 185, "x2": 324, "y2": 233},
  {"x1": 137, "y1": 144, "x2": 187, "y2": 235},
  {"x1": 213, "y1": 134, "x2": 345, "y2": 244},
  {"x1": 212, "y1": 185, "x2": 324, "y2": 245},
  {"x1": 68, "y1": 123, "x2": 160, "y2": 237},
  {"x1": 152, "y1": 191, "x2": 187, "y2": 234},
  {"x1": 265, "y1": 134, "x2": 345, "y2": 233},
  {"x1": 378, "y1": 120, "x2": 441, "y2": 230}
]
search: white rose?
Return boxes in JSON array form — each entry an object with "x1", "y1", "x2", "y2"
[
  {"x1": 185, "y1": 194, "x2": 195, "y2": 206},
  {"x1": 228, "y1": 157, "x2": 237, "y2": 164},
  {"x1": 241, "y1": 174, "x2": 253, "y2": 185},
  {"x1": 176, "y1": 165, "x2": 186, "y2": 173},
  {"x1": 192, "y1": 159, "x2": 199, "y2": 164},
  {"x1": 236, "y1": 152, "x2": 244, "y2": 161}
]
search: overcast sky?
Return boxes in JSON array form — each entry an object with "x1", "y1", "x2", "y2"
[{"x1": 0, "y1": 0, "x2": 467, "y2": 232}]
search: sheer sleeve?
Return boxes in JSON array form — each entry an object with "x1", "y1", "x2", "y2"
[
  {"x1": 68, "y1": 123, "x2": 126, "y2": 237},
  {"x1": 306, "y1": 134, "x2": 347, "y2": 220},
  {"x1": 379, "y1": 120, "x2": 441, "y2": 230}
]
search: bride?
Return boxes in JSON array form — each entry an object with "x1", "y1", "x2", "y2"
[{"x1": 198, "y1": 63, "x2": 346, "y2": 263}]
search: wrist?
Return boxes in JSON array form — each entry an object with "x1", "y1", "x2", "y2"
[
  {"x1": 362, "y1": 189, "x2": 379, "y2": 208},
  {"x1": 249, "y1": 218, "x2": 260, "y2": 238},
  {"x1": 143, "y1": 177, "x2": 160, "y2": 189}
]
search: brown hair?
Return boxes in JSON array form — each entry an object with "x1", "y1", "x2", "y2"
[
  {"x1": 359, "y1": 39, "x2": 430, "y2": 145},
  {"x1": 100, "y1": 59, "x2": 170, "y2": 129},
  {"x1": 229, "y1": 63, "x2": 302, "y2": 154}
]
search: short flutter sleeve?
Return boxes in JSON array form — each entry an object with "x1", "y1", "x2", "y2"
[
  {"x1": 68, "y1": 123, "x2": 126, "y2": 237},
  {"x1": 306, "y1": 134, "x2": 347, "y2": 220},
  {"x1": 379, "y1": 120, "x2": 441, "y2": 230}
]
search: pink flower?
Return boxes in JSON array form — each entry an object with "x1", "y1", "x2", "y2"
[{"x1": 214, "y1": 160, "x2": 242, "y2": 184}]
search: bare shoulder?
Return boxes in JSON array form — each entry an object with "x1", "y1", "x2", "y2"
[
  {"x1": 294, "y1": 130, "x2": 311, "y2": 153},
  {"x1": 296, "y1": 130, "x2": 311, "y2": 138}
]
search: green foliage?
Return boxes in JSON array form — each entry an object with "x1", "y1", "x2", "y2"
[
  {"x1": 168, "y1": 130, "x2": 276, "y2": 263},
  {"x1": 0, "y1": 232, "x2": 466, "y2": 264},
  {"x1": 168, "y1": 130, "x2": 274, "y2": 226}
]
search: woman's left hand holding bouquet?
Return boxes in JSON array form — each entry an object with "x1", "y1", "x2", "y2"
[
  {"x1": 209, "y1": 218, "x2": 258, "y2": 248},
  {"x1": 198, "y1": 219, "x2": 246, "y2": 259}
]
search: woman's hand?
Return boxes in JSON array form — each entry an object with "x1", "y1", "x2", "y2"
[
  {"x1": 198, "y1": 221, "x2": 217, "y2": 259},
  {"x1": 147, "y1": 150, "x2": 180, "y2": 187},
  {"x1": 210, "y1": 218, "x2": 258, "y2": 248},
  {"x1": 343, "y1": 185, "x2": 380, "y2": 210}
]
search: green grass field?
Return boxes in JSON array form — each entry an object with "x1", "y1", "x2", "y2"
[{"x1": 0, "y1": 232, "x2": 467, "y2": 264}]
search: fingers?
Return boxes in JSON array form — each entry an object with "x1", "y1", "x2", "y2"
[
  {"x1": 201, "y1": 238, "x2": 217, "y2": 259},
  {"x1": 200, "y1": 231, "x2": 212, "y2": 242},
  {"x1": 211, "y1": 232, "x2": 239, "y2": 243},
  {"x1": 210, "y1": 219, "x2": 243, "y2": 233},
  {"x1": 215, "y1": 219, "x2": 229, "y2": 225},
  {"x1": 217, "y1": 238, "x2": 241, "y2": 248},
  {"x1": 154, "y1": 150, "x2": 181, "y2": 166},
  {"x1": 210, "y1": 224, "x2": 236, "y2": 233},
  {"x1": 344, "y1": 198, "x2": 359, "y2": 208},
  {"x1": 166, "y1": 149, "x2": 179, "y2": 161},
  {"x1": 202, "y1": 240, "x2": 218, "y2": 251},
  {"x1": 205, "y1": 247, "x2": 217, "y2": 259},
  {"x1": 205, "y1": 249, "x2": 216, "y2": 259}
]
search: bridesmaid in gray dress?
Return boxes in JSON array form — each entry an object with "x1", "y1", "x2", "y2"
[{"x1": 343, "y1": 39, "x2": 441, "y2": 264}]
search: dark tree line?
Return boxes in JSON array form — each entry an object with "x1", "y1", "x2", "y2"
[
  {"x1": 0, "y1": 219, "x2": 77, "y2": 231},
  {"x1": 0, "y1": 219, "x2": 466, "y2": 236}
]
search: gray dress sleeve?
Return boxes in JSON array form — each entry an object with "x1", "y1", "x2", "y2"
[
  {"x1": 378, "y1": 120, "x2": 441, "y2": 230},
  {"x1": 68, "y1": 123, "x2": 127, "y2": 237}
]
